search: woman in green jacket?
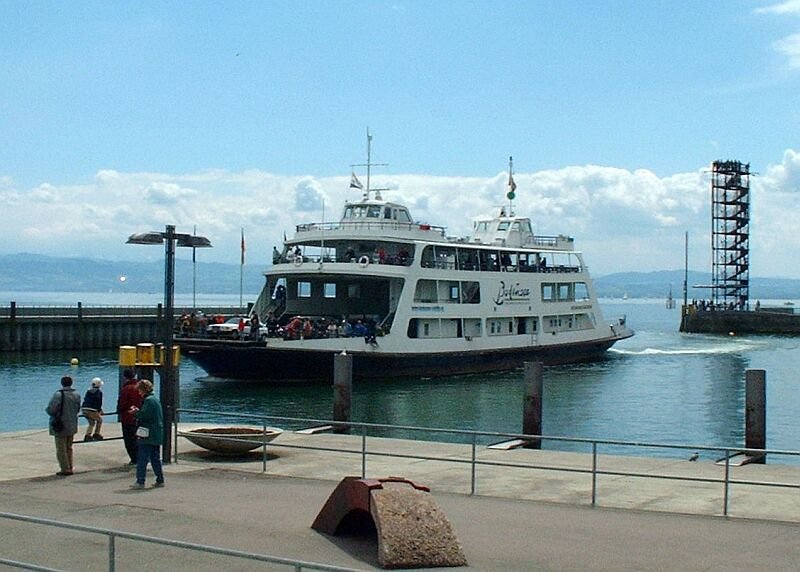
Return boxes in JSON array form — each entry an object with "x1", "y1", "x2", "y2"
[{"x1": 129, "y1": 379, "x2": 164, "y2": 489}]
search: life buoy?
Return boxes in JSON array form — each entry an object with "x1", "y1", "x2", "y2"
[
  {"x1": 358, "y1": 255, "x2": 370, "y2": 268},
  {"x1": 293, "y1": 255, "x2": 303, "y2": 266}
]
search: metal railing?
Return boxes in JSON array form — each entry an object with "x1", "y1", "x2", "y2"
[
  {"x1": 176, "y1": 408, "x2": 800, "y2": 519},
  {"x1": 0, "y1": 512, "x2": 365, "y2": 572}
]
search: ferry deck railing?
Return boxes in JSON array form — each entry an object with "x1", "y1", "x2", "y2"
[
  {"x1": 176, "y1": 408, "x2": 800, "y2": 519},
  {"x1": 0, "y1": 512, "x2": 365, "y2": 572}
]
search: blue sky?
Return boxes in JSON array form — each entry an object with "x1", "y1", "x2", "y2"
[{"x1": 2, "y1": 1, "x2": 799, "y2": 278}]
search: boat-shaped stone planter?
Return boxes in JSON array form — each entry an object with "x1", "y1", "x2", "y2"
[{"x1": 179, "y1": 427, "x2": 283, "y2": 455}]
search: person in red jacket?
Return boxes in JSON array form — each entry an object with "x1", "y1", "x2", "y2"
[{"x1": 118, "y1": 369, "x2": 143, "y2": 465}]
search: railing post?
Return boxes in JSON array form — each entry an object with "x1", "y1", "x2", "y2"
[
  {"x1": 471, "y1": 433, "x2": 477, "y2": 496},
  {"x1": 262, "y1": 421, "x2": 268, "y2": 473},
  {"x1": 361, "y1": 425, "x2": 367, "y2": 478},
  {"x1": 108, "y1": 533, "x2": 116, "y2": 572},
  {"x1": 723, "y1": 448, "x2": 731, "y2": 517},
  {"x1": 591, "y1": 441, "x2": 598, "y2": 507}
]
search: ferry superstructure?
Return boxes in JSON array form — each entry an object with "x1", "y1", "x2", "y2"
[{"x1": 183, "y1": 156, "x2": 633, "y2": 381}]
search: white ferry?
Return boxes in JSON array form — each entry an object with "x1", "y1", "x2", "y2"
[{"x1": 183, "y1": 153, "x2": 633, "y2": 381}]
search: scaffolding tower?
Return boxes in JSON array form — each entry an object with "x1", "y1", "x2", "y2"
[{"x1": 711, "y1": 160, "x2": 750, "y2": 310}]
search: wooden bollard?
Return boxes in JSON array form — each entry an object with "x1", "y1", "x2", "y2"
[
  {"x1": 522, "y1": 361, "x2": 543, "y2": 449},
  {"x1": 745, "y1": 369, "x2": 766, "y2": 464},
  {"x1": 333, "y1": 352, "x2": 352, "y2": 434}
]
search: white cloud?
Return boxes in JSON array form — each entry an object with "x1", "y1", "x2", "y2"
[
  {"x1": 773, "y1": 33, "x2": 800, "y2": 69},
  {"x1": 1, "y1": 152, "x2": 799, "y2": 277},
  {"x1": 755, "y1": 0, "x2": 800, "y2": 14}
]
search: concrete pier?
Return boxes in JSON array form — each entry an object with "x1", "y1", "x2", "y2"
[{"x1": 2, "y1": 425, "x2": 800, "y2": 571}]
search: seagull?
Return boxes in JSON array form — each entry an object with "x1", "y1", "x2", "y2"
[{"x1": 688, "y1": 452, "x2": 699, "y2": 462}]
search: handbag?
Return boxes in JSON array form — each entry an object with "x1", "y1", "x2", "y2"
[
  {"x1": 136, "y1": 426, "x2": 150, "y2": 438},
  {"x1": 51, "y1": 390, "x2": 65, "y2": 433}
]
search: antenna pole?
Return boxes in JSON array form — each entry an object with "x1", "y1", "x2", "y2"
[
  {"x1": 683, "y1": 230, "x2": 689, "y2": 308},
  {"x1": 366, "y1": 128, "x2": 372, "y2": 198}
]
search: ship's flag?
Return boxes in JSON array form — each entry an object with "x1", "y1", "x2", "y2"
[
  {"x1": 508, "y1": 172, "x2": 517, "y2": 193},
  {"x1": 350, "y1": 172, "x2": 363, "y2": 190},
  {"x1": 240, "y1": 228, "x2": 245, "y2": 265}
]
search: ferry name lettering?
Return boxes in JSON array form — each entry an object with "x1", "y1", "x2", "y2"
[{"x1": 493, "y1": 281, "x2": 531, "y2": 305}]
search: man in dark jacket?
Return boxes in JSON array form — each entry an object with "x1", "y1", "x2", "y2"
[
  {"x1": 117, "y1": 369, "x2": 143, "y2": 465},
  {"x1": 45, "y1": 376, "x2": 82, "y2": 476}
]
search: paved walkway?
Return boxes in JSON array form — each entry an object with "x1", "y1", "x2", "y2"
[{"x1": 2, "y1": 424, "x2": 800, "y2": 570}]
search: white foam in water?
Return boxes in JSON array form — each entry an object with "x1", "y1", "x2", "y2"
[{"x1": 610, "y1": 338, "x2": 765, "y2": 356}]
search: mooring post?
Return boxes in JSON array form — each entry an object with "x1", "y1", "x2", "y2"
[
  {"x1": 333, "y1": 352, "x2": 352, "y2": 434},
  {"x1": 9, "y1": 301, "x2": 17, "y2": 351},
  {"x1": 522, "y1": 361, "x2": 543, "y2": 449},
  {"x1": 745, "y1": 368, "x2": 766, "y2": 464}
]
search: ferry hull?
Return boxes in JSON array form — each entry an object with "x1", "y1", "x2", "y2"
[{"x1": 180, "y1": 338, "x2": 620, "y2": 382}]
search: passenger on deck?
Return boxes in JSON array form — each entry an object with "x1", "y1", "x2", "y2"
[
  {"x1": 285, "y1": 317, "x2": 303, "y2": 339},
  {"x1": 249, "y1": 313, "x2": 260, "y2": 340},
  {"x1": 398, "y1": 247, "x2": 410, "y2": 265},
  {"x1": 353, "y1": 320, "x2": 367, "y2": 337},
  {"x1": 265, "y1": 311, "x2": 279, "y2": 336}
]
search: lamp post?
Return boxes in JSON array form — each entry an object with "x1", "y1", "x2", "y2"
[{"x1": 127, "y1": 225, "x2": 212, "y2": 462}]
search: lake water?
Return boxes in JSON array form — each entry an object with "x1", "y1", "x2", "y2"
[{"x1": 3, "y1": 295, "x2": 799, "y2": 462}]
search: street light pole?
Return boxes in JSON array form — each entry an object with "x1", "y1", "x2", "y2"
[
  {"x1": 127, "y1": 225, "x2": 211, "y2": 464},
  {"x1": 162, "y1": 225, "x2": 177, "y2": 463}
]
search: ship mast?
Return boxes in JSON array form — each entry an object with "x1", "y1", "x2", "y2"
[
  {"x1": 506, "y1": 156, "x2": 517, "y2": 216},
  {"x1": 351, "y1": 128, "x2": 388, "y2": 200}
]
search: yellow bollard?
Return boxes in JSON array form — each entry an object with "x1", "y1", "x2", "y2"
[{"x1": 119, "y1": 346, "x2": 136, "y2": 367}]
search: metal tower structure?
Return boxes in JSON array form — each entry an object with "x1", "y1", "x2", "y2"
[{"x1": 711, "y1": 160, "x2": 750, "y2": 310}]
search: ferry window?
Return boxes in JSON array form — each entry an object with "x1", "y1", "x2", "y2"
[
  {"x1": 414, "y1": 280, "x2": 437, "y2": 303},
  {"x1": 450, "y1": 285, "x2": 460, "y2": 300},
  {"x1": 424, "y1": 323, "x2": 430, "y2": 336},
  {"x1": 421, "y1": 246, "x2": 435, "y2": 268},
  {"x1": 367, "y1": 206, "x2": 381, "y2": 218},
  {"x1": 542, "y1": 284, "x2": 555, "y2": 302},
  {"x1": 435, "y1": 246, "x2": 456, "y2": 270},
  {"x1": 395, "y1": 209, "x2": 411, "y2": 222},
  {"x1": 497, "y1": 222, "x2": 510, "y2": 231},
  {"x1": 575, "y1": 282, "x2": 589, "y2": 300},
  {"x1": 458, "y1": 248, "x2": 478, "y2": 271},
  {"x1": 324, "y1": 283, "x2": 336, "y2": 298},
  {"x1": 461, "y1": 281, "x2": 480, "y2": 303},
  {"x1": 520, "y1": 221, "x2": 532, "y2": 233},
  {"x1": 347, "y1": 284, "x2": 361, "y2": 298},
  {"x1": 464, "y1": 318, "x2": 482, "y2": 338},
  {"x1": 298, "y1": 281, "x2": 311, "y2": 298},
  {"x1": 558, "y1": 283, "x2": 573, "y2": 301},
  {"x1": 384, "y1": 208, "x2": 392, "y2": 219}
]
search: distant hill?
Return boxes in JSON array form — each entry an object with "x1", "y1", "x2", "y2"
[
  {"x1": 0, "y1": 254, "x2": 798, "y2": 300},
  {"x1": 0, "y1": 253, "x2": 266, "y2": 295},
  {"x1": 594, "y1": 270, "x2": 800, "y2": 301}
]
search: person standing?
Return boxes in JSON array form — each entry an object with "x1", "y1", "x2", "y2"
[
  {"x1": 45, "y1": 376, "x2": 82, "y2": 476},
  {"x1": 129, "y1": 379, "x2": 164, "y2": 489},
  {"x1": 81, "y1": 377, "x2": 104, "y2": 441},
  {"x1": 118, "y1": 369, "x2": 143, "y2": 465}
]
